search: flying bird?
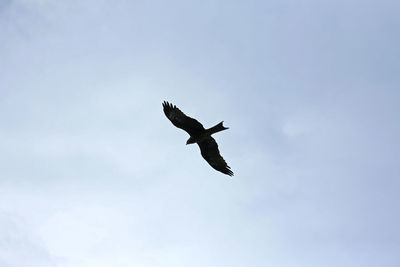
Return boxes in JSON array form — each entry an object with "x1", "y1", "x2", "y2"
[{"x1": 162, "y1": 101, "x2": 233, "y2": 176}]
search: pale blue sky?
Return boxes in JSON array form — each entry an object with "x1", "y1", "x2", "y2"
[{"x1": 1, "y1": 0, "x2": 399, "y2": 266}]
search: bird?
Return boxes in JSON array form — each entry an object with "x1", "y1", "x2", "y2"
[{"x1": 162, "y1": 101, "x2": 233, "y2": 176}]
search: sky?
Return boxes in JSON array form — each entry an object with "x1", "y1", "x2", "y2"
[{"x1": 1, "y1": 0, "x2": 400, "y2": 266}]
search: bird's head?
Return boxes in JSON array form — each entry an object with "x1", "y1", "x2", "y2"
[{"x1": 186, "y1": 137, "x2": 196, "y2": 145}]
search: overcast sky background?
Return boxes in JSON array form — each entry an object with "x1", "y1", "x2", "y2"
[{"x1": 1, "y1": 0, "x2": 400, "y2": 266}]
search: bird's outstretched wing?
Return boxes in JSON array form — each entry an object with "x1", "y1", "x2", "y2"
[
  {"x1": 163, "y1": 101, "x2": 205, "y2": 136},
  {"x1": 198, "y1": 137, "x2": 233, "y2": 176}
]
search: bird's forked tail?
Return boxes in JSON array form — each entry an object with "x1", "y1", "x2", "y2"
[{"x1": 207, "y1": 121, "x2": 229, "y2": 135}]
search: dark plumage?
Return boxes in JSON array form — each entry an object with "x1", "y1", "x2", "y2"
[{"x1": 163, "y1": 101, "x2": 233, "y2": 176}]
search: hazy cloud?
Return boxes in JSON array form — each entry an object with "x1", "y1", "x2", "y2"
[{"x1": 1, "y1": 0, "x2": 399, "y2": 266}]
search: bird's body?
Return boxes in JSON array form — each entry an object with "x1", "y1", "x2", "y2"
[
  {"x1": 186, "y1": 122, "x2": 228, "y2": 144},
  {"x1": 162, "y1": 101, "x2": 233, "y2": 176}
]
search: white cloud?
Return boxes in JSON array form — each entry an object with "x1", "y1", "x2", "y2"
[{"x1": 0, "y1": 212, "x2": 56, "y2": 267}]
